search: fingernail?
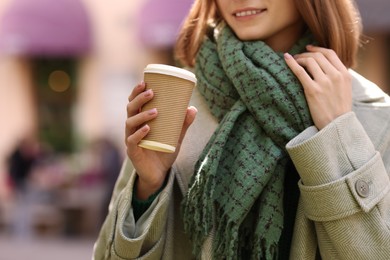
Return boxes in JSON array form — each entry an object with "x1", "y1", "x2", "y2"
[
  {"x1": 137, "y1": 81, "x2": 145, "y2": 89},
  {"x1": 141, "y1": 124, "x2": 149, "y2": 132},
  {"x1": 148, "y1": 108, "x2": 157, "y2": 115},
  {"x1": 189, "y1": 106, "x2": 198, "y2": 113},
  {"x1": 144, "y1": 89, "x2": 152, "y2": 97},
  {"x1": 284, "y1": 53, "x2": 292, "y2": 59}
]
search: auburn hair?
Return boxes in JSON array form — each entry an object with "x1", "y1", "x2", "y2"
[{"x1": 175, "y1": 0, "x2": 362, "y2": 68}]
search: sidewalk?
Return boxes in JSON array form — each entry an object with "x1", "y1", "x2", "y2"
[{"x1": 0, "y1": 234, "x2": 95, "y2": 260}]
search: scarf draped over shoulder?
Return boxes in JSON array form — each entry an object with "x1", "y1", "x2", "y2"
[{"x1": 182, "y1": 23, "x2": 314, "y2": 259}]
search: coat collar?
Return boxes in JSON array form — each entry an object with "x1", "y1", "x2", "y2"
[
  {"x1": 351, "y1": 69, "x2": 390, "y2": 103},
  {"x1": 351, "y1": 69, "x2": 390, "y2": 155}
]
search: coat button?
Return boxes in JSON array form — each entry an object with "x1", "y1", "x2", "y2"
[{"x1": 355, "y1": 180, "x2": 370, "y2": 198}]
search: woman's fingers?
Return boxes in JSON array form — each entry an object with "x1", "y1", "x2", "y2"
[
  {"x1": 305, "y1": 45, "x2": 346, "y2": 72},
  {"x1": 293, "y1": 52, "x2": 338, "y2": 78},
  {"x1": 125, "y1": 82, "x2": 157, "y2": 147},
  {"x1": 126, "y1": 124, "x2": 150, "y2": 156},
  {"x1": 294, "y1": 56, "x2": 326, "y2": 82},
  {"x1": 125, "y1": 107, "x2": 158, "y2": 141},
  {"x1": 125, "y1": 108, "x2": 158, "y2": 156},
  {"x1": 293, "y1": 46, "x2": 351, "y2": 91},
  {"x1": 292, "y1": 45, "x2": 349, "y2": 83},
  {"x1": 128, "y1": 82, "x2": 146, "y2": 102},
  {"x1": 284, "y1": 47, "x2": 352, "y2": 130},
  {"x1": 284, "y1": 53, "x2": 313, "y2": 87},
  {"x1": 126, "y1": 89, "x2": 154, "y2": 118}
]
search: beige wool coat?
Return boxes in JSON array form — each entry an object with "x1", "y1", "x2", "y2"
[{"x1": 93, "y1": 70, "x2": 390, "y2": 259}]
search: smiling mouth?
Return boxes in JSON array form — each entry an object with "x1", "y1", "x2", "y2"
[{"x1": 234, "y1": 9, "x2": 264, "y2": 17}]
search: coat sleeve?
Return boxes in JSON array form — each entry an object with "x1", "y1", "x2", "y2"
[
  {"x1": 92, "y1": 158, "x2": 175, "y2": 260},
  {"x1": 286, "y1": 111, "x2": 390, "y2": 259}
]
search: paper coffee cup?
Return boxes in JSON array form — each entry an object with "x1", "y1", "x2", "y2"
[{"x1": 138, "y1": 64, "x2": 196, "y2": 153}]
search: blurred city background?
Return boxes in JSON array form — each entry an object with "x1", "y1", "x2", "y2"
[{"x1": 0, "y1": 0, "x2": 388, "y2": 259}]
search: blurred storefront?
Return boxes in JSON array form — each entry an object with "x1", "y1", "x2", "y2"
[
  {"x1": 0, "y1": 0, "x2": 92, "y2": 153},
  {"x1": 0, "y1": 0, "x2": 193, "y2": 241},
  {"x1": 0, "y1": 0, "x2": 143, "y2": 182},
  {"x1": 0, "y1": 0, "x2": 145, "y2": 239}
]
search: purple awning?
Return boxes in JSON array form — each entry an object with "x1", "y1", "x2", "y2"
[
  {"x1": 355, "y1": 0, "x2": 390, "y2": 32},
  {"x1": 135, "y1": 0, "x2": 193, "y2": 48},
  {"x1": 0, "y1": 0, "x2": 92, "y2": 57}
]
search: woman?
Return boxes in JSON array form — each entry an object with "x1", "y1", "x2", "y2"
[{"x1": 94, "y1": 0, "x2": 390, "y2": 259}]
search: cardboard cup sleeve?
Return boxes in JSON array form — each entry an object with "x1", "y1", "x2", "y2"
[{"x1": 138, "y1": 64, "x2": 196, "y2": 153}]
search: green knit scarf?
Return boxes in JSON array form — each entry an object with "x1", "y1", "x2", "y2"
[{"x1": 182, "y1": 24, "x2": 314, "y2": 259}]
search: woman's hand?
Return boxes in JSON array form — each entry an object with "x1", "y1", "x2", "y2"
[
  {"x1": 284, "y1": 45, "x2": 352, "y2": 130},
  {"x1": 125, "y1": 82, "x2": 197, "y2": 199}
]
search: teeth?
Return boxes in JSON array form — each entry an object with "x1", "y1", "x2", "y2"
[{"x1": 235, "y1": 10, "x2": 260, "y2": 17}]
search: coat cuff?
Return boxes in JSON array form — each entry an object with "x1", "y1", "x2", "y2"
[
  {"x1": 286, "y1": 112, "x2": 390, "y2": 221},
  {"x1": 112, "y1": 163, "x2": 174, "y2": 259},
  {"x1": 286, "y1": 112, "x2": 376, "y2": 186},
  {"x1": 299, "y1": 153, "x2": 389, "y2": 221}
]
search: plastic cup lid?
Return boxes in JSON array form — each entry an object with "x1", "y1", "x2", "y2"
[{"x1": 144, "y1": 64, "x2": 197, "y2": 83}]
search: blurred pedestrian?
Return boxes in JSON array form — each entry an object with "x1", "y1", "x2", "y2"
[
  {"x1": 7, "y1": 136, "x2": 41, "y2": 194},
  {"x1": 6, "y1": 136, "x2": 42, "y2": 238}
]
